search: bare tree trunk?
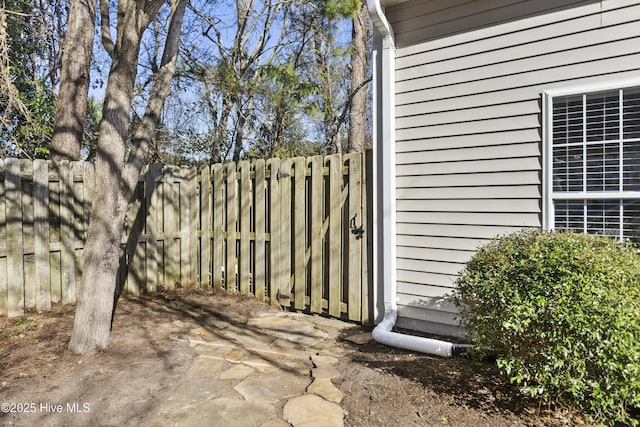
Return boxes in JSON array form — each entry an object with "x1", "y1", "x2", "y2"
[
  {"x1": 348, "y1": 1, "x2": 369, "y2": 153},
  {"x1": 233, "y1": 96, "x2": 255, "y2": 161},
  {"x1": 50, "y1": 0, "x2": 96, "y2": 161},
  {"x1": 69, "y1": 0, "x2": 184, "y2": 354},
  {"x1": 213, "y1": 94, "x2": 233, "y2": 163},
  {"x1": 233, "y1": 112, "x2": 246, "y2": 161}
]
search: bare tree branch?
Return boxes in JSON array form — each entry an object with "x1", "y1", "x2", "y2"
[
  {"x1": 100, "y1": 0, "x2": 114, "y2": 57},
  {"x1": 126, "y1": 0, "x2": 188, "y2": 180}
]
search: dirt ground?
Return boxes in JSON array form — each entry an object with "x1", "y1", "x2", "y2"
[{"x1": 1, "y1": 287, "x2": 593, "y2": 427}]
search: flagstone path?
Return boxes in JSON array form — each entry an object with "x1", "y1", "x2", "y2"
[{"x1": 141, "y1": 309, "x2": 371, "y2": 427}]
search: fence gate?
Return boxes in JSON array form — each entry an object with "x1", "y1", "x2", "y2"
[{"x1": 0, "y1": 153, "x2": 372, "y2": 324}]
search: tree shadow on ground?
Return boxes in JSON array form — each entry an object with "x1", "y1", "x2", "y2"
[{"x1": 118, "y1": 286, "x2": 324, "y2": 376}]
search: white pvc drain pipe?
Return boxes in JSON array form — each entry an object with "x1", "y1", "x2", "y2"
[{"x1": 372, "y1": 307, "x2": 472, "y2": 358}]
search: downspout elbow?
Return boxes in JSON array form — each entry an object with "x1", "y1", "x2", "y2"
[
  {"x1": 367, "y1": 0, "x2": 395, "y2": 47},
  {"x1": 372, "y1": 308, "x2": 472, "y2": 358}
]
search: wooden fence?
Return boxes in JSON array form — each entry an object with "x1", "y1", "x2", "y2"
[{"x1": 0, "y1": 153, "x2": 371, "y2": 323}]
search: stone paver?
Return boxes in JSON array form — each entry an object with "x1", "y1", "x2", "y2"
[
  {"x1": 163, "y1": 398, "x2": 276, "y2": 427},
  {"x1": 306, "y1": 378, "x2": 344, "y2": 403},
  {"x1": 220, "y1": 364, "x2": 255, "y2": 380},
  {"x1": 342, "y1": 330, "x2": 372, "y2": 345},
  {"x1": 233, "y1": 370, "x2": 309, "y2": 403},
  {"x1": 260, "y1": 419, "x2": 290, "y2": 427},
  {"x1": 311, "y1": 364, "x2": 341, "y2": 379},
  {"x1": 310, "y1": 354, "x2": 339, "y2": 366},
  {"x1": 142, "y1": 308, "x2": 363, "y2": 427},
  {"x1": 283, "y1": 394, "x2": 345, "y2": 427}
]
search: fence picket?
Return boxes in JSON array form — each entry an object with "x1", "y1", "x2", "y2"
[
  {"x1": 293, "y1": 157, "x2": 306, "y2": 310},
  {"x1": 5, "y1": 159, "x2": 23, "y2": 316},
  {"x1": 327, "y1": 155, "x2": 342, "y2": 318},
  {"x1": 178, "y1": 167, "x2": 194, "y2": 285},
  {"x1": 200, "y1": 166, "x2": 211, "y2": 287},
  {"x1": 267, "y1": 158, "x2": 280, "y2": 305},
  {"x1": 280, "y1": 158, "x2": 292, "y2": 301},
  {"x1": 164, "y1": 166, "x2": 180, "y2": 288},
  {"x1": 239, "y1": 161, "x2": 251, "y2": 294},
  {"x1": 254, "y1": 160, "x2": 266, "y2": 300},
  {"x1": 309, "y1": 156, "x2": 323, "y2": 314},
  {"x1": 346, "y1": 154, "x2": 363, "y2": 321},
  {"x1": 48, "y1": 163, "x2": 61, "y2": 303},
  {"x1": 225, "y1": 162, "x2": 237, "y2": 292},
  {"x1": 146, "y1": 165, "x2": 162, "y2": 293},
  {"x1": 22, "y1": 160, "x2": 35, "y2": 309},
  {"x1": 188, "y1": 167, "x2": 198, "y2": 285},
  {"x1": 125, "y1": 171, "x2": 145, "y2": 294},
  {"x1": 34, "y1": 159, "x2": 50, "y2": 311},
  {"x1": 59, "y1": 160, "x2": 75, "y2": 303},
  {"x1": 212, "y1": 164, "x2": 224, "y2": 289}
]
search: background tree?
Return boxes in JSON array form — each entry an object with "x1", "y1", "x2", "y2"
[
  {"x1": 348, "y1": 0, "x2": 370, "y2": 152},
  {"x1": 0, "y1": 0, "x2": 67, "y2": 158},
  {"x1": 181, "y1": 0, "x2": 289, "y2": 162},
  {"x1": 0, "y1": 6, "x2": 29, "y2": 135},
  {"x1": 276, "y1": 0, "x2": 359, "y2": 154},
  {"x1": 0, "y1": 0, "x2": 372, "y2": 163},
  {"x1": 163, "y1": 0, "x2": 370, "y2": 163}
]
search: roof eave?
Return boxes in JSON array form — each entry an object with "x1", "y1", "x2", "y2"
[{"x1": 380, "y1": 0, "x2": 411, "y2": 6}]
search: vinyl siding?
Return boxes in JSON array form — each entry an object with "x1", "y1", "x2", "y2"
[{"x1": 387, "y1": 0, "x2": 640, "y2": 335}]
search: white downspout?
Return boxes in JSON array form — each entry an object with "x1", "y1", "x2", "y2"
[{"x1": 368, "y1": 0, "x2": 471, "y2": 358}]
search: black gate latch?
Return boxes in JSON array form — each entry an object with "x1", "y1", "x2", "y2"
[{"x1": 349, "y1": 215, "x2": 364, "y2": 240}]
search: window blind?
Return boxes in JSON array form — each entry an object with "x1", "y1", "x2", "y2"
[{"x1": 550, "y1": 86, "x2": 640, "y2": 244}]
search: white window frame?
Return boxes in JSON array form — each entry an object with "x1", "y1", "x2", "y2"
[{"x1": 543, "y1": 78, "x2": 640, "y2": 240}]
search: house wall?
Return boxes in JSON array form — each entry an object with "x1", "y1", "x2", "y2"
[{"x1": 386, "y1": 0, "x2": 640, "y2": 336}]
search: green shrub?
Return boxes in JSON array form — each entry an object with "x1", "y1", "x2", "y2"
[{"x1": 452, "y1": 229, "x2": 640, "y2": 425}]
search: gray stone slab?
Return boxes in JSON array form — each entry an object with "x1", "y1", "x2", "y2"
[
  {"x1": 220, "y1": 364, "x2": 255, "y2": 380},
  {"x1": 165, "y1": 397, "x2": 276, "y2": 427},
  {"x1": 310, "y1": 355, "x2": 339, "y2": 367},
  {"x1": 306, "y1": 315, "x2": 359, "y2": 334},
  {"x1": 219, "y1": 326, "x2": 279, "y2": 348},
  {"x1": 283, "y1": 394, "x2": 344, "y2": 427},
  {"x1": 234, "y1": 370, "x2": 309, "y2": 404},
  {"x1": 252, "y1": 337, "x2": 307, "y2": 355},
  {"x1": 342, "y1": 331, "x2": 372, "y2": 345},
  {"x1": 211, "y1": 319, "x2": 231, "y2": 329},
  {"x1": 189, "y1": 327, "x2": 218, "y2": 341},
  {"x1": 309, "y1": 340, "x2": 350, "y2": 357},
  {"x1": 159, "y1": 379, "x2": 240, "y2": 413},
  {"x1": 311, "y1": 365, "x2": 341, "y2": 380},
  {"x1": 186, "y1": 357, "x2": 225, "y2": 379},
  {"x1": 248, "y1": 345, "x2": 312, "y2": 374},
  {"x1": 247, "y1": 316, "x2": 329, "y2": 346},
  {"x1": 260, "y1": 419, "x2": 290, "y2": 427},
  {"x1": 307, "y1": 378, "x2": 343, "y2": 403},
  {"x1": 188, "y1": 339, "x2": 237, "y2": 357},
  {"x1": 240, "y1": 358, "x2": 282, "y2": 373},
  {"x1": 225, "y1": 348, "x2": 251, "y2": 363}
]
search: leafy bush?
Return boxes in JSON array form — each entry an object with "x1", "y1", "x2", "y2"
[{"x1": 452, "y1": 229, "x2": 640, "y2": 425}]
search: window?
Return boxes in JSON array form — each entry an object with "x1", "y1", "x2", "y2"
[{"x1": 544, "y1": 83, "x2": 640, "y2": 245}]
